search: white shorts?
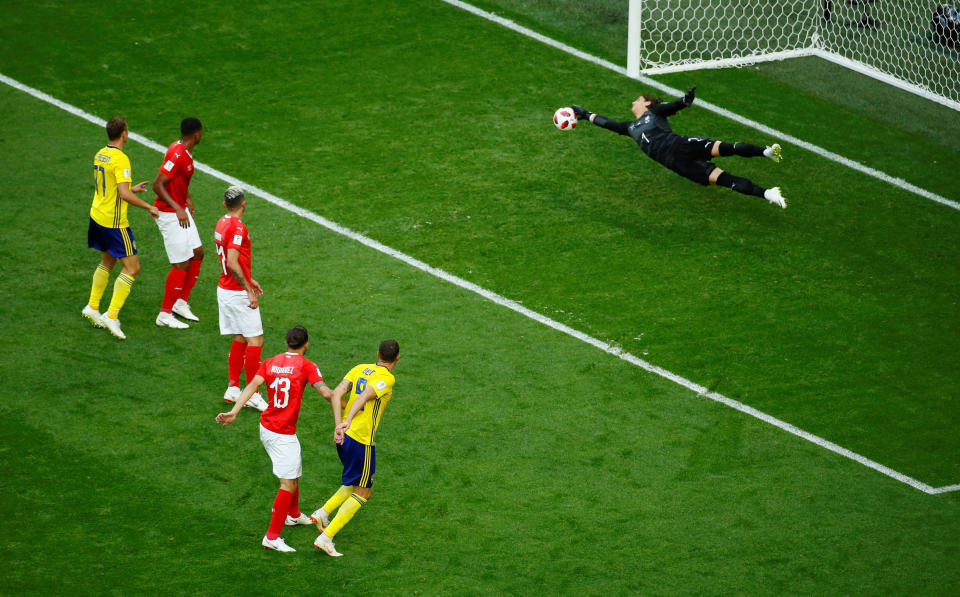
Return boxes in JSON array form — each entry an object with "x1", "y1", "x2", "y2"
[
  {"x1": 155, "y1": 209, "x2": 202, "y2": 263},
  {"x1": 260, "y1": 424, "x2": 302, "y2": 479},
  {"x1": 217, "y1": 286, "x2": 263, "y2": 337}
]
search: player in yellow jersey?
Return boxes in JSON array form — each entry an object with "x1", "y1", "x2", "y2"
[
  {"x1": 311, "y1": 339, "x2": 400, "y2": 557},
  {"x1": 82, "y1": 117, "x2": 158, "y2": 340}
]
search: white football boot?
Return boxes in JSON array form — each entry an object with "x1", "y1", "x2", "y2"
[
  {"x1": 247, "y1": 392, "x2": 268, "y2": 412},
  {"x1": 172, "y1": 299, "x2": 199, "y2": 322},
  {"x1": 156, "y1": 311, "x2": 190, "y2": 329},
  {"x1": 286, "y1": 513, "x2": 314, "y2": 526},
  {"x1": 764, "y1": 143, "x2": 782, "y2": 163},
  {"x1": 764, "y1": 187, "x2": 787, "y2": 209},
  {"x1": 309, "y1": 508, "x2": 330, "y2": 532},
  {"x1": 82, "y1": 305, "x2": 104, "y2": 328},
  {"x1": 99, "y1": 315, "x2": 126, "y2": 340},
  {"x1": 223, "y1": 386, "x2": 242, "y2": 403},
  {"x1": 314, "y1": 533, "x2": 343, "y2": 557},
  {"x1": 262, "y1": 536, "x2": 296, "y2": 552}
]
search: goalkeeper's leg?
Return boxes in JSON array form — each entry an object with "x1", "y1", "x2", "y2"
[
  {"x1": 710, "y1": 168, "x2": 787, "y2": 208},
  {"x1": 712, "y1": 141, "x2": 782, "y2": 162}
]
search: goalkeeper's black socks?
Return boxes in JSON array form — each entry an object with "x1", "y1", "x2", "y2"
[
  {"x1": 715, "y1": 171, "x2": 766, "y2": 198},
  {"x1": 717, "y1": 142, "x2": 765, "y2": 157}
]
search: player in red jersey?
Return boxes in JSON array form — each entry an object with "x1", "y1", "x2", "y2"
[
  {"x1": 152, "y1": 117, "x2": 204, "y2": 329},
  {"x1": 216, "y1": 325, "x2": 341, "y2": 552},
  {"x1": 215, "y1": 186, "x2": 267, "y2": 412}
]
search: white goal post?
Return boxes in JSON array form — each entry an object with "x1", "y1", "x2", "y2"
[{"x1": 627, "y1": 0, "x2": 960, "y2": 111}]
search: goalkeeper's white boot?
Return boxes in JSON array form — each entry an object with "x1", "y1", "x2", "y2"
[
  {"x1": 764, "y1": 143, "x2": 782, "y2": 163},
  {"x1": 764, "y1": 187, "x2": 787, "y2": 209},
  {"x1": 314, "y1": 533, "x2": 343, "y2": 557},
  {"x1": 262, "y1": 536, "x2": 295, "y2": 552},
  {"x1": 286, "y1": 513, "x2": 313, "y2": 526},
  {"x1": 82, "y1": 305, "x2": 104, "y2": 328}
]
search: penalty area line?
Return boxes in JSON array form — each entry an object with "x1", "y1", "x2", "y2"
[
  {"x1": 440, "y1": 0, "x2": 960, "y2": 212},
  {"x1": 2, "y1": 71, "x2": 956, "y2": 495}
]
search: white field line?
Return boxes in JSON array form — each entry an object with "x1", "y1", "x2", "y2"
[
  {"x1": 3, "y1": 71, "x2": 955, "y2": 494},
  {"x1": 442, "y1": 0, "x2": 959, "y2": 212}
]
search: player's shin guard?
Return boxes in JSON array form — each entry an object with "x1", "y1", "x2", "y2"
[
  {"x1": 88, "y1": 264, "x2": 111, "y2": 310},
  {"x1": 324, "y1": 493, "x2": 366, "y2": 539},
  {"x1": 322, "y1": 485, "x2": 353, "y2": 517},
  {"x1": 717, "y1": 142, "x2": 765, "y2": 157},
  {"x1": 228, "y1": 340, "x2": 246, "y2": 388},
  {"x1": 715, "y1": 171, "x2": 766, "y2": 198},
  {"x1": 106, "y1": 273, "x2": 135, "y2": 318},
  {"x1": 180, "y1": 259, "x2": 202, "y2": 302},
  {"x1": 267, "y1": 489, "x2": 294, "y2": 540}
]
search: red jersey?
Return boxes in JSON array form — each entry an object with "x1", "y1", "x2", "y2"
[
  {"x1": 153, "y1": 140, "x2": 194, "y2": 211},
  {"x1": 214, "y1": 214, "x2": 252, "y2": 291},
  {"x1": 257, "y1": 353, "x2": 324, "y2": 435}
]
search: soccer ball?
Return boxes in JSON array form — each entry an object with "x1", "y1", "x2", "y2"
[{"x1": 553, "y1": 107, "x2": 577, "y2": 130}]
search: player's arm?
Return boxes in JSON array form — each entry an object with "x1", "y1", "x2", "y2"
[
  {"x1": 571, "y1": 106, "x2": 632, "y2": 135},
  {"x1": 225, "y1": 247, "x2": 262, "y2": 308},
  {"x1": 652, "y1": 86, "x2": 696, "y2": 117},
  {"x1": 215, "y1": 374, "x2": 266, "y2": 426},
  {"x1": 117, "y1": 182, "x2": 159, "y2": 217},
  {"x1": 328, "y1": 379, "x2": 352, "y2": 443},
  {"x1": 152, "y1": 171, "x2": 190, "y2": 228},
  {"x1": 337, "y1": 384, "x2": 378, "y2": 433},
  {"x1": 312, "y1": 380, "x2": 334, "y2": 402}
]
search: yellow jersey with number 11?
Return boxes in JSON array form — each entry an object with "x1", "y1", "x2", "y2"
[{"x1": 90, "y1": 145, "x2": 133, "y2": 228}]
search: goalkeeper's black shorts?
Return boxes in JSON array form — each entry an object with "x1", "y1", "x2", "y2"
[{"x1": 660, "y1": 136, "x2": 718, "y2": 185}]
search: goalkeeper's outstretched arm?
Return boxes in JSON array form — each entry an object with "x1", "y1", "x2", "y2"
[
  {"x1": 571, "y1": 105, "x2": 632, "y2": 135},
  {"x1": 650, "y1": 86, "x2": 696, "y2": 117}
]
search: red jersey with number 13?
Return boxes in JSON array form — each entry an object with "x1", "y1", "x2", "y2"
[
  {"x1": 215, "y1": 215, "x2": 252, "y2": 291},
  {"x1": 257, "y1": 353, "x2": 324, "y2": 435},
  {"x1": 153, "y1": 140, "x2": 194, "y2": 211}
]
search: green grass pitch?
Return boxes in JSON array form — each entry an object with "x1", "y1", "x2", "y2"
[{"x1": 1, "y1": 1, "x2": 959, "y2": 595}]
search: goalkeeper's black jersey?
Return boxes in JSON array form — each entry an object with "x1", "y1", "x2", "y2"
[{"x1": 596, "y1": 99, "x2": 690, "y2": 167}]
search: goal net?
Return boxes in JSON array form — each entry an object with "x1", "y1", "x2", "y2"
[{"x1": 627, "y1": 0, "x2": 960, "y2": 111}]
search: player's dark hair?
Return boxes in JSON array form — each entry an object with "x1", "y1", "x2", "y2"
[
  {"x1": 224, "y1": 185, "x2": 245, "y2": 209},
  {"x1": 641, "y1": 93, "x2": 662, "y2": 108},
  {"x1": 180, "y1": 117, "x2": 203, "y2": 137},
  {"x1": 106, "y1": 117, "x2": 127, "y2": 141},
  {"x1": 286, "y1": 325, "x2": 309, "y2": 350},
  {"x1": 378, "y1": 339, "x2": 400, "y2": 363}
]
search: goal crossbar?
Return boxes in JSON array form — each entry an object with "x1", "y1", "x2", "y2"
[{"x1": 627, "y1": 0, "x2": 960, "y2": 112}]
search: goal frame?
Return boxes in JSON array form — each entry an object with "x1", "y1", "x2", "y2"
[{"x1": 626, "y1": 0, "x2": 960, "y2": 112}]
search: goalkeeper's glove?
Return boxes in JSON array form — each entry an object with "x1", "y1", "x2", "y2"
[
  {"x1": 571, "y1": 105, "x2": 592, "y2": 121},
  {"x1": 682, "y1": 86, "x2": 697, "y2": 106}
]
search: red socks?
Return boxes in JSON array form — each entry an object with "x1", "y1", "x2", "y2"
[
  {"x1": 180, "y1": 259, "x2": 202, "y2": 303},
  {"x1": 244, "y1": 345, "x2": 262, "y2": 386},
  {"x1": 161, "y1": 267, "x2": 188, "y2": 313},
  {"x1": 266, "y1": 489, "x2": 293, "y2": 540},
  {"x1": 288, "y1": 488, "x2": 301, "y2": 518},
  {"x1": 228, "y1": 340, "x2": 246, "y2": 388}
]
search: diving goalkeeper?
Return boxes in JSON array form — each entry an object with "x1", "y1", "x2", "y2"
[{"x1": 571, "y1": 87, "x2": 787, "y2": 208}]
